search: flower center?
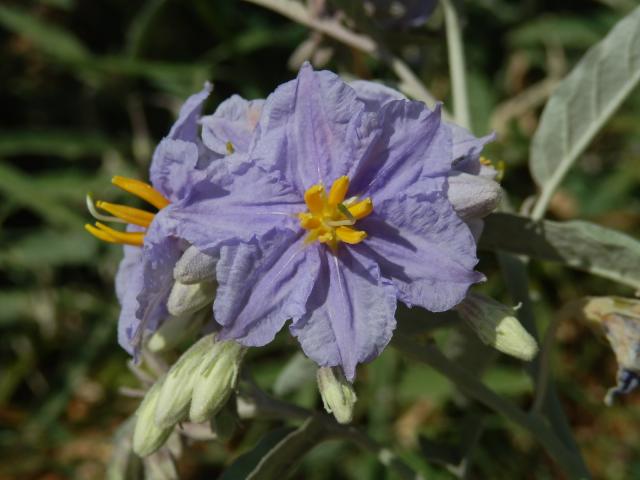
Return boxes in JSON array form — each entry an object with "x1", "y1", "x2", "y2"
[
  {"x1": 84, "y1": 176, "x2": 170, "y2": 247},
  {"x1": 298, "y1": 176, "x2": 373, "y2": 251}
]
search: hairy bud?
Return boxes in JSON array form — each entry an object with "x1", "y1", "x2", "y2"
[
  {"x1": 173, "y1": 245, "x2": 217, "y2": 284},
  {"x1": 317, "y1": 366, "x2": 357, "y2": 424},
  {"x1": 457, "y1": 293, "x2": 538, "y2": 361},
  {"x1": 167, "y1": 280, "x2": 217, "y2": 317},
  {"x1": 133, "y1": 379, "x2": 174, "y2": 457}
]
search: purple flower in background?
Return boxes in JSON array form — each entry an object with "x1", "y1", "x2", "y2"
[
  {"x1": 164, "y1": 63, "x2": 489, "y2": 380},
  {"x1": 86, "y1": 84, "x2": 264, "y2": 354},
  {"x1": 365, "y1": 0, "x2": 438, "y2": 29}
]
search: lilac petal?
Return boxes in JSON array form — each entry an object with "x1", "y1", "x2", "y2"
[
  {"x1": 450, "y1": 122, "x2": 496, "y2": 176},
  {"x1": 201, "y1": 95, "x2": 264, "y2": 155},
  {"x1": 361, "y1": 192, "x2": 484, "y2": 312},
  {"x1": 150, "y1": 139, "x2": 200, "y2": 202},
  {"x1": 291, "y1": 248, "x2": 397, "y2": 381},
  {"x1": 168, "y1": 82, "x2": 213, "y2": 142},
  {"x1": 117, "y1": 252, "x2": 145, "y2": 354},
  {"x1": 253, "y1": 62, "x2": 363, "y2": 192},
  {"x1": 127, "y1": 229, "x2": 185, "y2": 354},
  {"x1": 350, "y1": 80, "x2": 405, "y2": 111},
  {"x1": 161, "y1": 160, "x2": 303, "y2": 256},
  {"x1": 349, "y1": 100, "x2": 451, "y2": 199},
  {"x1": 214, "y1": 229, "x2": 320, "y2": 346}
]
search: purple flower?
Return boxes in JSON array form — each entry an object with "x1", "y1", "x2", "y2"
[
  {"x1": 162, "y1": 64, "x2": 489, "y2": 380},
  {"x1": 86, "y1": 84, "x2": 264, "y2": 354}
]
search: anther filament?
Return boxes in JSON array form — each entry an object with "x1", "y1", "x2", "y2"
[{"x1": 85, "y1": 176, "x2": 170, "y2": 247}]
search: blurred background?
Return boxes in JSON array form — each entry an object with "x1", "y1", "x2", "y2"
[{"x1": 1, "y1": 0, "x2": 640, "y2": 478}]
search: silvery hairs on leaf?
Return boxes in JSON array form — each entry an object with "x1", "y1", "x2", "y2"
[{"x1": 530, "y1": 6, "x2": 640, "y2": 220}]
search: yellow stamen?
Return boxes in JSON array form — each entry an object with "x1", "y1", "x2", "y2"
[
  {"x1": 86, "y1": 222, "x2": 145, "y2": 247},
  {"x1": 328, "y1": 176, "x2": 349, "y2": 207},
  {"x1": 347, "y1": 198, "x2": 373, "y2": 220},
  {"x1": 304, "y1": 185, "x2": 325, "y2": 214},
  {"x1": 96, "y1": 201, "x2": 154, "y2": 228},
  {"x1": 298, "y1": 177, "x2": 372, "y2": 250},
  {"x1": 112, "y1": 176, "x2": 170, "y2": 210},
  {"x1": 335, "y1": 227, "x2": 367, "y2": 244}
]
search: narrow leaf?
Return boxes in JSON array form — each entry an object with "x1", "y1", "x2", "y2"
[
  {"x1": 480, "y1": 213, "x2": 640, "y2": 290},
  {"x1": 246, "y1": 417, "x2": 329, "y2": 480},
  {"x1": 530, "y1": 6, "x2": 640, "y2": 219}
]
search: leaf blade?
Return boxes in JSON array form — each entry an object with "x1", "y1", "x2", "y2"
[{"x1": 529, "y1": 6, "x2": 640, "y2": 220}]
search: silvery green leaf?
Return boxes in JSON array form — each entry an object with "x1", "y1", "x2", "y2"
[
  {"x1": 480, "y1": 213, "x2": 640, "y2": 290},
  {"x1": 530, "y1": 6, "x2": 640, "y2": 220}
]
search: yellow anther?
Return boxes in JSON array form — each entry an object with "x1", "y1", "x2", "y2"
[
  {"x1": 304, "y1": 184, "x2": 325, "y2": 214},
  {"x1": 347, "y1": 198, "x2": 373, "y2": 220},
  {"x1": 112, "y1": 176, "x2": 170, "y2": 210},
  {"x1": 328, "y1": 176, "x2": 349, "y2": 207},
  {"x1": 298, "y1": 212, "x2": 321, "y2": 229},
  {"x1": 335, "y1": 227, "x2": 367, "y2": 244},
  {"x1": 96, "y1": 201, "x2": 154, "y2": 228},
  {"x1": 479, "y1": 156, "x2": 492, "y2": 166},
  {"x1": 298, "y1": 177, "x2": 372, "y2": 251},
  {"x1": 85, "y1": 222, "x2": 145, "y2": 246},
  {"x1": 226, "y1": 141, "x2": 235, "y2": 154}
]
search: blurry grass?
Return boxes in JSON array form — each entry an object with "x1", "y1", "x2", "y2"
[{"x1": 1, "y1": 0, "x2": 639, "y2": 479}]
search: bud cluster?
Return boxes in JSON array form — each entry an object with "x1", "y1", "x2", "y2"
[{"x1": 133, "y1": 334, "x2": 245, "y2": 456}]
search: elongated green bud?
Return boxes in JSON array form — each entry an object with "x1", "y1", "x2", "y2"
[
  {"x1": 456, "y1": 293, "x2": 538, "y2": 361},
  {"x1": 317, "y1": 366, "x2": 357, "y2": 424},
  {"x1": 155, "y1": 334, "x2": 216, "y2": 428},
  {"x1": 147, "y1": 311, "x2": 203, "y2": 353},
  {"x1": 189, "y1": 340, "x2": 245, "y2": 423},
  {"x1": 133, "y1": 379, "x2": 174, "y2": 457}
]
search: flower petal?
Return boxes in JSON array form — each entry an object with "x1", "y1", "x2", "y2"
[
  {"x1": 161, "y1": 160, "x2": 303, "y2": 256},
  {"x1": 201, "y1": 95, "x2": 264, "y2": 155},
  {"x1": 350, "y1": 79, "x2": 405, "y2": 111},
  {"x1": 290, "y1": 248, "x2": 397, "y2": 381},
  {"x1": 253, "y1": 62, "x2": 363, "y2": 192},
  {"x1": 349, "y1": 100, "x2": 452, "y2": 200},
  {"x1": 361, "y1": 192, "x2": 484, "y2": 312},
  {"x1": 150, "y1": 138, "x2": 200, "y2": 202},
  {"x1": 450, "y1": 122, "x2": 496, "y2": 177},
  {"x1": 168, "y1": 82, "x2": 213, "y2": 142},
  {"x1": 214, "y1": 229, "x2": 320, "y2": 346}
]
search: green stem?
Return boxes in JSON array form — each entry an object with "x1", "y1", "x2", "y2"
[
  {"x1": 441, "y1": 0, "x2": 471, "y2": 129},
  {"x1": 392, "y1": 335, "x2": 591, "y2": 479}
]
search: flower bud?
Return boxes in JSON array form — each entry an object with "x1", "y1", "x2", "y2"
[
  {"x1": 167, "y1": 280, "x2": 216, "y2": 317},
  {"x1": 189, "y1": 340, "x2": 245, "y2": 423},
  {"x1": 456, "y1": 293, "x2": 538, "y2": 361},
  {"x1": 316, "y1": 366, "x2": 357, "y2": 424},
  {"x1": 133, "y1": 379, "x2": 174, "y2": 457},
  {"x1": 173, "y1": 245, "x2": 217, "y2": 284},
  {"x1": 447, "y1": 172, "x2": 501, "y2": 220},
  {"x1": 155, "y1": 334, "x2": 216, "y2": 428},
  {"x1": 147, "y1": 311, "x2": 203, "y2": 353},
  {"x1": 581, "y1": 296, "x2": 640, "y2": 405}
]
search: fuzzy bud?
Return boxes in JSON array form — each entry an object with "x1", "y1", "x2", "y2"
[
  {"x1": 447, "y1": 171, "x2": 501, "y2": 221},
  {"x1": 316, "y1": 366, "x2": 357, "y2": 424},
  {"x1": 147, "y1": 311, "x2": 203, "y2": 353},
  {"x1": 173, "y1": 246, "x2": 217, "y2": 284},
  {"x1": 133, "y1": 379, "x2": 174, "y2": 457},
  {"x1": 457, "y1": 293, "x2": 538, "y2": 361},
  {"x1": 155, "y1": 334, "x2": 215, "y2": 428},
  {"x1": 189, "y1": 340, "x2": 245, "y2": 423},
  {"x1": 167, "y1": 280, "x2": 216, "y2": 317}
]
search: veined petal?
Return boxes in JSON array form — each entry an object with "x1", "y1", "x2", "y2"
[
  {"x1": 361, "y1": 192, "x2": 484, "y2": 312},
  {"x1": 150, "y1": 139, "x2": 200, "y2": 202},
  {"x1": 290, "y1": 248, "x2": 397, "y2": 381},
  {"x1": 201, "y1": 95, "x2": 264, "y2": 155},
  {"x1": 450, "y1": 122, "x2": 496, "y2": 177},
  {"x1": 163, "y1": 161, "x2": 303, "y2": 256},
  {"x1": 214, "y1": 229, "x2": 320, "y2": 345},
  {"x1": 168, "y1": 82, "x2": 213, "y2": 142},
  {"x1": 349, "y1": 100, "x2": 452, "y2": 200},
  {"x1": 349, "y1": 79, "x2": 405, "y2": 111},
  {"x1": 252, "y1": 62, "x2": 363, "y2": 192}
]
